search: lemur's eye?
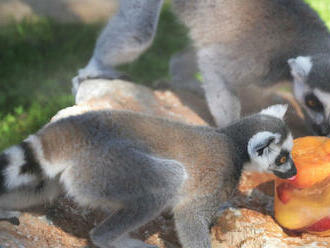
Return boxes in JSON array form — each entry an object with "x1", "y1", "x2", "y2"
[
  {"x1": 276, "y1": 151, "x2": 289, "y2": 165},
  {"x1": 305, "y1": 93, "x2": 323, "y2": 112},
  {"x1": 307, "y1": 100, "x2": 316, "y2": 107},
  {"x1": 279, "y1": 156, "x2": 287, "y2": 164}
]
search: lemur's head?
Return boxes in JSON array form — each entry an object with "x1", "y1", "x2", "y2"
[
  {"x1": 236, "y1": 105, "x2": 297, "y2": 179},
  {"x1": 289, "y1": 55, "x2": 330, "y2": 136}
]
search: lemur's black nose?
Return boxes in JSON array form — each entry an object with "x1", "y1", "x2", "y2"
[
  {"x1": 273, "y1": 159, "x2": 297, "y2": 179},
  {"x1": 313, "y1": 123, "x2": 330, "y2": 136}
]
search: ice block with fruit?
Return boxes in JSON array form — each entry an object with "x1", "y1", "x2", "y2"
[{"x1": 274, "y1": 136, "x2": 330, "y2": 236}]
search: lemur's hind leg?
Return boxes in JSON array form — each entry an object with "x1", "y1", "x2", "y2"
[
  {"x1": 90, "y1": 198, "x2": 162, "y2": 248},
  {"x1": 88, "y1": 149, "x2": 186, "y2": 248},
  {"x1": 72, "y1": 0, "x2": 164, "y2": 94},
  {"x1": 174, "y1": 195, "x2": 220, "y2": 248},
  {"x1": 0, "y1": 210, "x2": 21, "y2": 225}
]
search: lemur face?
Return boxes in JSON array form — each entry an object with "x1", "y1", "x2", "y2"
[
  {"x1": 242, "y1": 105, "x2": 297, "y2": 179},
  {"x1": 289, "y1": 56, "x2": 330, "y2": 136},
  {"x1": 246, "y1": 130, "x2": 297, "y2": 179},
  {"x1": 303, "y1": 89, "x2": 330, "y2": 136}
]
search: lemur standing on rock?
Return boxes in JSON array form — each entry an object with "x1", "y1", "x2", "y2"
[
  {"x1": 0, "y1": 104, "x2": 296, "y2": 248},
  {"x1": 73, "y1": 0, "x2": 330, "y2": 135}
]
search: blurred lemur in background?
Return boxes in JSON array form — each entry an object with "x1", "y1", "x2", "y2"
[
  {"x1": 72, "y1": 0, "x2": 330, "y2": 136},
  {"x1": 0, "y1": 105, "x2": 296, "y2": 248}
]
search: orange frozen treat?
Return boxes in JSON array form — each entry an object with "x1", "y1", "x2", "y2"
[
  {"x1": 289, "y1": 137, "x2": 330, "y2": 188},
  {"x1": 274, "y1": 136, "x2": 330, "y2": 236}
]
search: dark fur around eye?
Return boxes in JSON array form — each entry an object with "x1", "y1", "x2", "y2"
[
  {"x1": 256, "y1": 137, "x2": 275, "y2": 156},
  {"x1": 305, "y1": 93, "x2": 324, "y2": 112},
  {"x1": 275, "y1": 150, "x2": 289, "y2": 165}
]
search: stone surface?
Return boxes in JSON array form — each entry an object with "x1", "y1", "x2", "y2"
[
  {"x1": 0, "y1": 0, "x2": 117, "y2": 25},
  {"x1": 0, "y1": 78, "x2": 324, "y2": 247}
]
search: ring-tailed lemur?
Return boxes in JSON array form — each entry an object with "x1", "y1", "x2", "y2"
[
  {"x1": 0, "y1": 104, "x2": 296, "y2": 248},
  {"x1": 72, "y1": 0, "x2": 330, "y2": 135}
]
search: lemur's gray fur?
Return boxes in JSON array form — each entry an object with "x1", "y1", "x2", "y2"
[
  {"x1": 73, "y1": 0, "x2": 330, "y2": 135},
  {"x1": 0, "y1": 105, "x2": 296, "y2": 248},
  {"x1": 72, "y1": 0, "x2": 163, "y2": 88}
]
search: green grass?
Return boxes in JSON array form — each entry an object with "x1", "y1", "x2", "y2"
[
  {"x1": 0, "y1": 4, "x2": 188, "y2": 150},
  {"x1": 0, "y1": 96, "x2": 73, "y2": 149},
  {"x1": 0, "y1": 19, "x2": 100, "y2": 149},
  {"x1": 0, "y1": 1, "x2": 329, "y2": 150},
  {"x1": 305, "y1": 0, "x2": 330, "y2": 28}
]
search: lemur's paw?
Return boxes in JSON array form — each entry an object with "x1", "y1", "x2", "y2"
[
  {"x1": 8, "y1": 216, "x2": 20, "y2": 225},
  {"x1": 72, "y1": 70, "x2": 131, "y2": 97},
  {"x1": 0, "y1": 210, "x2": 21, "y2": 225}
]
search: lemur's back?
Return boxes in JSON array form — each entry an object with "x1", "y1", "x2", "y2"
[
  {"x1": 173, "y1": 0, "x2": 330, "y2": 84},
  {"x1": 37, "y1": 110, "x2": 231, "y2": 170},
  {"x1": 35, "y1": 110, "x2": 238, "y2": 203},
  {"x1": 174, "y1": 0, "x2": 328, "y2": 48}
]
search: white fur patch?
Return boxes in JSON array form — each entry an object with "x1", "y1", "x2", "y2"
[
  {"x1": 282, "y1": 133, "x2": 293, "y2": 151},
  {"x1": 25, "y1": 135, "x2": 68, "y2": 178},
  {"x1": 3, "y1": 146, "x2": 36, "y2": 189},
  {"x1": 260, "y1": 104, "x2": 288, "y2": 120},
  {"x1": 246, "y1": 132, "x2": 281, "y2": 172},
  {"x1": 248, "y1": 131, "x2": 281, "y2": 156},
  {"x1": 293, "y1": 79, "x2": 310, "y2": 104},
  {"x1": 288, "y1": 56, "x2": 313, "y2": 79}
]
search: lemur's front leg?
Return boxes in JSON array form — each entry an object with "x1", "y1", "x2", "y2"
[
  {"x1": 72, "y1": 0, "x2": 164, "y2": 95},
  {"x1": 197, "y1": 46, "x2": 241, "y2": 127}
]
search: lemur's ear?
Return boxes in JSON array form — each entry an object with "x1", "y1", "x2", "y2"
[
  {"x1": 288, "y1": 56, "x2": 312, "y2": 81},
  {"x1": 248, "y1": 131, "x2": 281, "y2": 158},
  {"x1": 260, "y1": 104, "x2": 288, "y2": 120}
]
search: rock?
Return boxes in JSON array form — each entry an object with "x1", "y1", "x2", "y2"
[
  {"x1": 56, "y1": 79, "x2": 210, "y2": 126},
  {"x1": 211, "y1": 208, "x2": 330, "y2": 248},
  {"x1": 0, "y1": 78, "x2": 323, "y2": 247}
]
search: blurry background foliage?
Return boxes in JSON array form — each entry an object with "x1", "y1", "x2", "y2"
[{"x1": 0, "y1": 0, "x2": 329, "y2": 150}]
